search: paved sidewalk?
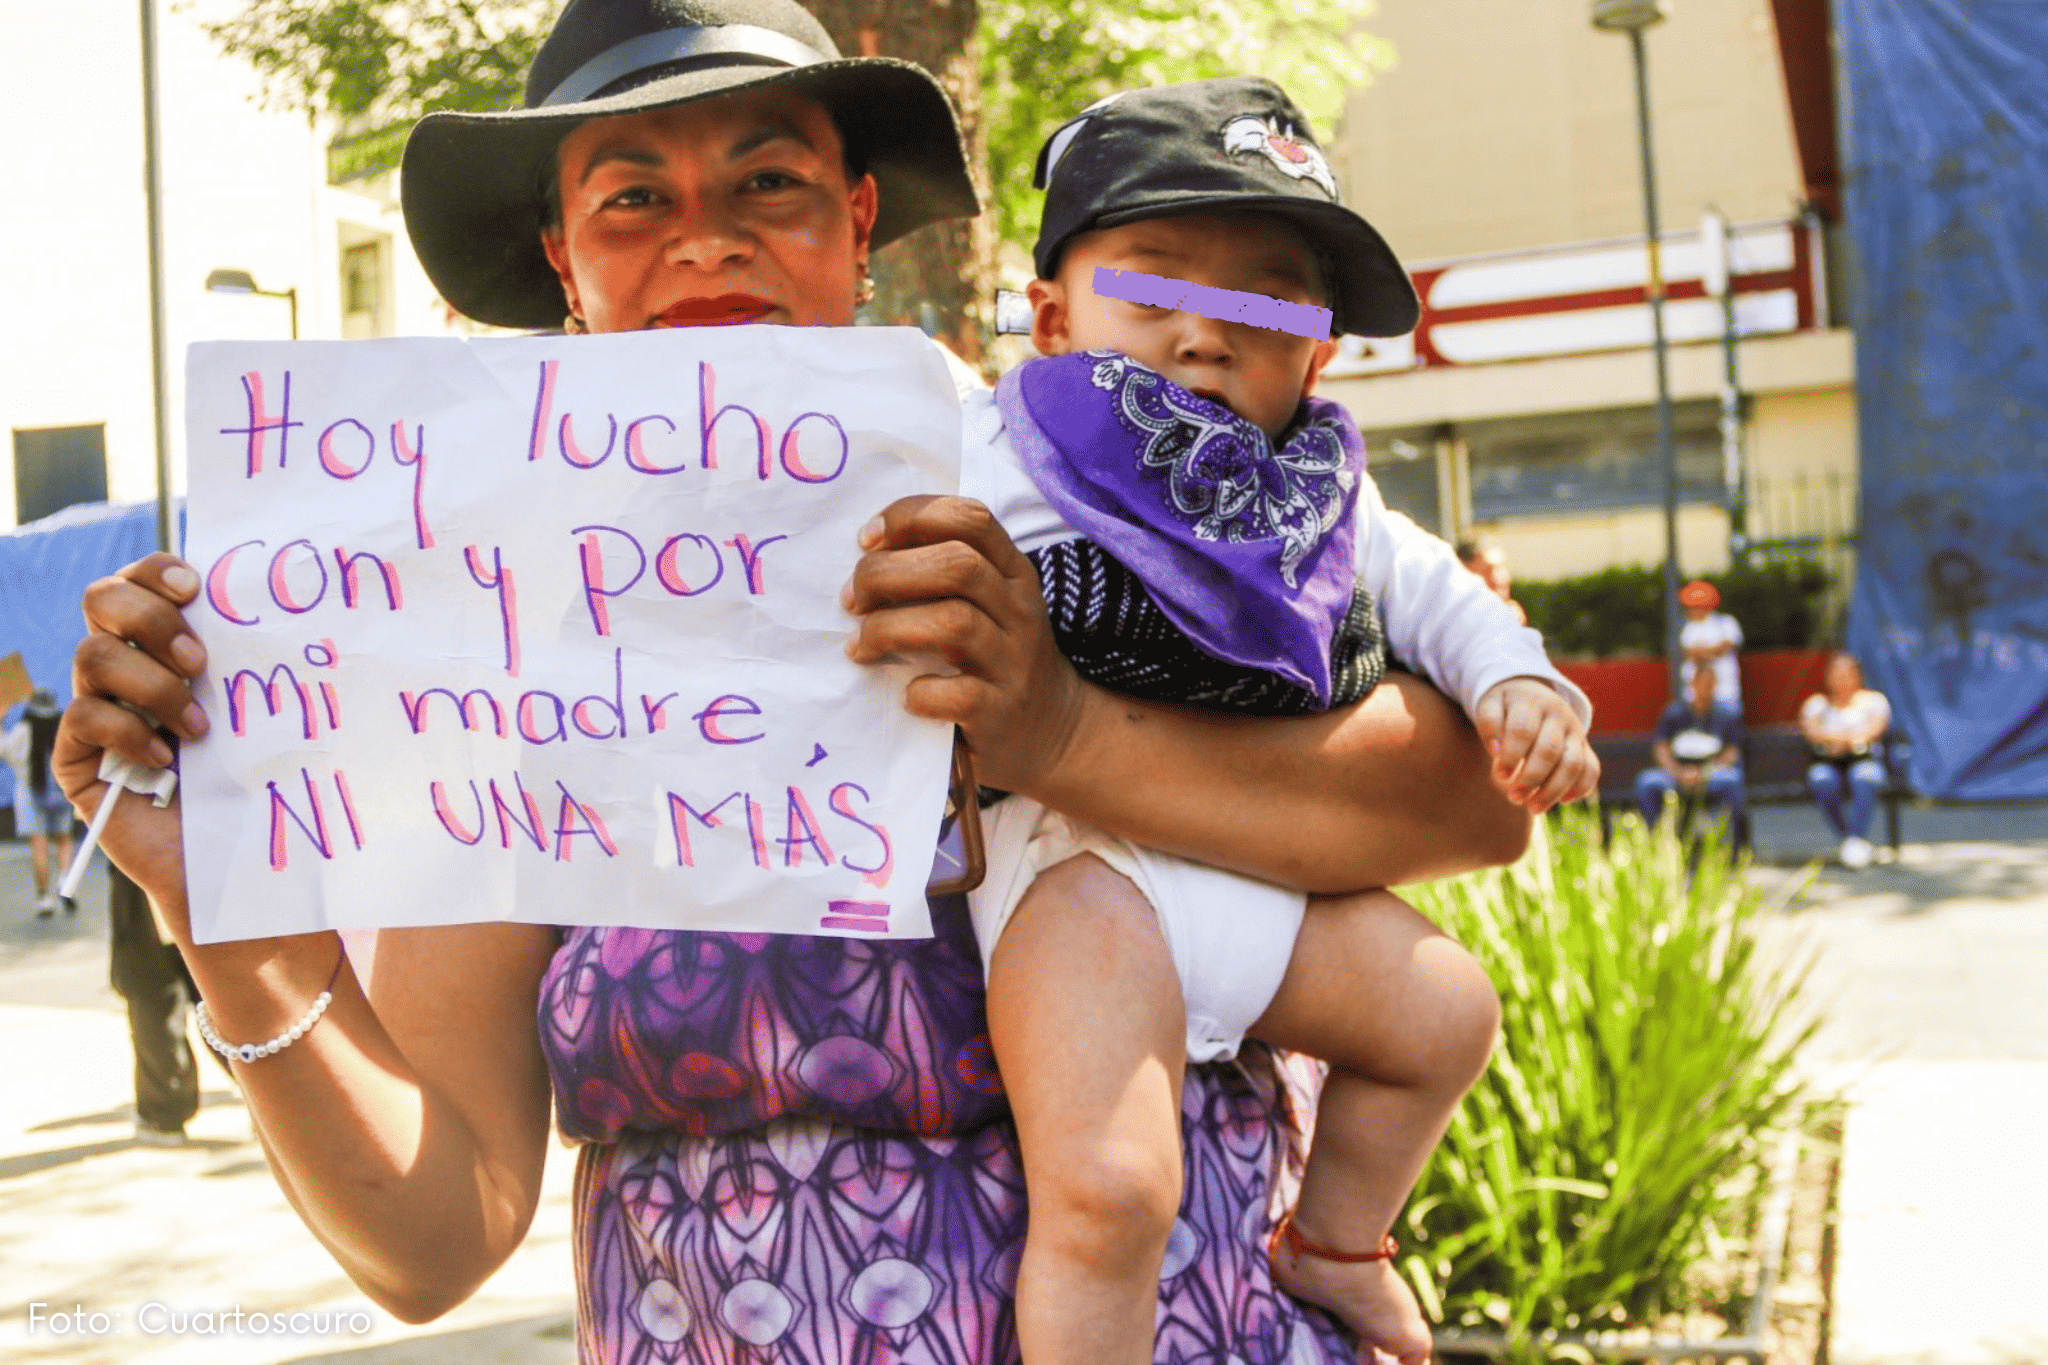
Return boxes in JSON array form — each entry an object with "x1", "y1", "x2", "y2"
[
  {"x1": 1749, "y1": 801, "x2": 2048, "y2": 1365},
  {"x1": 1829, "y1": 1062, "x2": 2048, "y2": 1365},
  {"x1": 0, "y1": 845, "x2": 576, "y2": 1365}
]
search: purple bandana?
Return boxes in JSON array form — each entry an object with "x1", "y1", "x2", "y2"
[{"x1": 997, "y1": 350, "x2": 1362, "y2": 703}]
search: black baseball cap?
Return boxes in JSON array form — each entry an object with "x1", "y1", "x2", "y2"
[{"x1": 1031, "y1": 76, "x2": 1419, "y2": 338}]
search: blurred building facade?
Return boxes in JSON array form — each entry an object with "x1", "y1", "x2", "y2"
[
  {"x1": 0, "y1": 0, "x2": 464, "y2": 530},
  {"x1": 1326, "y1": 0, "x2": 1852, "y2": 584}
]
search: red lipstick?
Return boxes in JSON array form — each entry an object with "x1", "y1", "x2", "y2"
[{"x1": 655, "y1": 294, "x2": 776, "y2": 327}]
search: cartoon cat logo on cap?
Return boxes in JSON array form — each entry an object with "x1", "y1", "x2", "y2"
[{"x1": 1222, "y1": 114, "x2": 1336, "y2": 198}]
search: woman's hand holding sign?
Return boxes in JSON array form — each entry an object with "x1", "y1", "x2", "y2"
[
  {"x1": 61, "y1": 556, "x2": 557, "y2": 1325},
  {"x1": 60, "y1": 553, "x2": 208, "y2": 921},
  {"x1": 842, "y1": 494, "x2": 1536, "y2": 892},
  {"x1": 844, "y1": 494, "x2": 1089, "y2": 796}
]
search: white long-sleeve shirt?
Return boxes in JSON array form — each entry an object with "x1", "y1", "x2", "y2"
[{"x1": 956, "y1": 387, "x2": 1590, "y2": 728}]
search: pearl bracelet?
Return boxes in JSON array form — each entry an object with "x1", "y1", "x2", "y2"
[{"x1": 196, "y1": 951, "x2": 346, "y2": 1064}]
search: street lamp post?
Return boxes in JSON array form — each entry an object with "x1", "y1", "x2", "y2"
[
  {"x1": 1702, "y1": 207, "x2": 1749, "y2": 561},
  {"x1": 139, "y1": 0, "x2": 174, "y2": 555},
  {"x1": 206, "y1": 268, "x2": 300, "y2": 339},
  {"x1": 1592, "y1": 0, "x2": 1684, "y2": 699}
]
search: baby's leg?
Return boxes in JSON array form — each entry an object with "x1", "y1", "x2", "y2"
[
  {"x1": 988, "y1": 852, "x2": 1187, "y2": 1365},
  {"x1": 1250, "y1": 890, "x2": 1501, "y2": 1365}
]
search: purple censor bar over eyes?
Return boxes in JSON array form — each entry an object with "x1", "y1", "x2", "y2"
[{"x1": 1092, "y1": 267, "x2": 1333, "y2": 341}]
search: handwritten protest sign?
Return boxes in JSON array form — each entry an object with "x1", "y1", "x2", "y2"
[{"x1": 181, "y1": 327, "x2": 961, "y2": 945}]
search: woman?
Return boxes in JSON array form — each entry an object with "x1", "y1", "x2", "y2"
[
  {"x1": 1800, "y1": 651, "x2": 1892, "y2": 869},
  {"x1": 59, "y1": 2, "x2": 1539, "y2": 1359},
  {"x1": 4, "y1": 688, "x2": 75, "y2": 916}
]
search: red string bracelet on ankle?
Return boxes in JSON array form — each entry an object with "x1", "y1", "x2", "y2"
[{"x1": 1271, "y1": 1212, "x2": 1400, "y2": 1264}]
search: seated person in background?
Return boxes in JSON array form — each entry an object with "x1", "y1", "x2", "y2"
[
  {"x1": 1679, "y1": 578, "x2": 1743, "y2": 705},
  {"x1": 1637, "y1": 663, "x2": 1746, "y2": 834},
  {"x1": 1800, "y1": 650, "x2": 1892, "y2": 869},
  {"x1": 1456, "y1": 536, "x2": 1528, "y2": 625}
]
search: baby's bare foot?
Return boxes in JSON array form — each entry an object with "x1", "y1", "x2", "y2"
[{"x1": 1269, "y1": 1224, "x2": 1432, "y2": 1365}]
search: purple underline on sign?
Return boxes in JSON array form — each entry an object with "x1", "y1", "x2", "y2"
[
  {"x1": 1092, "y1": 267, "x2": 1333, "y2": 341},
  {"x1": 821, "y1": 900, "x2": 891, "y2": 933}
]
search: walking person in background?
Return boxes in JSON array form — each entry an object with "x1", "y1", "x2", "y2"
[
  {"x1": 4, "y1": 689, "x2": 76, "y2": 917},
  {"x1": 1678, "y1": 579, "x2": 1743, "y2": 705},
  {"x1": 108, "y1": 862, "x2": 205, "y2": 1145},
  {"x1": 1801, "y1": 651, "x2": 1892, "y2": 869}
]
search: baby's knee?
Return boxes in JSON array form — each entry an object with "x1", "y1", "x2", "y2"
[
  {"x1": 1032, "y1": 1138, "x2": 1183, "y2": 1263},
  {"x1": 1431, "y1": 942, "x2": 1502, "y2": 1088}
]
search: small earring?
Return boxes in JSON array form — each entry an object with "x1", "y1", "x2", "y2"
[
  {"x1": 563, "y1": 312, "x2": 587, "y2": 335},
  {"x1": 855, "y1": 275, "x2": 875, "y2": 307}
]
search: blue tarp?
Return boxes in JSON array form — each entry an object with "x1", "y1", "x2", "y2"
[
  {"x1": 0, "y1": 501, "x2": 171, "y2": 807},
  {"x1": 1839, "y1": 0, "x2": 2048, "y2": 799}
]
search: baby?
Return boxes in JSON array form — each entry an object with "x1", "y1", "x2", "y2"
[{"x1": 955, "y1": 78, "x2": 1598, "y2": 1365}]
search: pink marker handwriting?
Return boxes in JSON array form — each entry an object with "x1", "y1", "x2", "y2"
[
  {"x1": 425, "y1": 772, "x2": 614, "y2": 862},
  {"x1": 396, "y1": 652, "x2": 749, "y2": 748},
  {"x1": 221, "y1": 370, "x2": 432, "y2": 546},
  {"x1": 462, "y1": 545, "x2": 521, "y2": 677},
  {"x1": 665, "y1": 781, "x2": 890, "y2": 883},
  {"x1": 221, "y1": 371, "x2": 303, "y2": 476},
  {"x1": 267, "y1": 767, "x2": 365, "y2": 870},
  {"x1": 205, "y1": 539, "x2": 404, "y2": 628},
  {"x1": 819, "y1": 900, "x2": 891, "y2": 933},
  {"x1": 525, "y1": 359, "x2": 851, "y2": 484},
  {"x1": 572, "y1": 524, "x2": 787, "y2": 637}
]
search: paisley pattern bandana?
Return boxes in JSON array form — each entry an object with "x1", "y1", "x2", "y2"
[{"x1": 997, "y1": 350, "x2": 1363, "y2": 703}]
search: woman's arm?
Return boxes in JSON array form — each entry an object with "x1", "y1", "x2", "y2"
[
  {"x1": 1797, "y1": 696, "x2": 1836, "y2": 751},
  {"x1": 1847, "y1": 692, "x2": 1893, "y2": 748},
  {"x1": 1044, "y1": 671, "x2": 1530, "y2": 890},
  {"x1": 845, "y1": 498, "x2": 1531, "y2": 891},
  {"x1": 59, "y1": 555, "x2": 557, "y2": 1322}
]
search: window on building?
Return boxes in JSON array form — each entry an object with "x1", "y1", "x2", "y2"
[
  {"x1": 1368, "y1": 436, "x2": 1443, "y2": 535},
  {"x1": 1463, "y1": 401, "x2": 1725, "y2": 521},
  {"x1": 340, "y1": 237, "x2": 388, "y2": 339},
  {"x1": 12, "y1": 425, "x2": 108, "y2": 526}
]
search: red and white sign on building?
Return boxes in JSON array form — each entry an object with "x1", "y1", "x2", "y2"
[{"x1": 1339, "y1": 217, "x2": 1828, "y2": 373}]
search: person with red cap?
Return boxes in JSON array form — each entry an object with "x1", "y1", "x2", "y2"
[{"x1": 1679, "y1": 578, "x2": 1743, "y2": 705}]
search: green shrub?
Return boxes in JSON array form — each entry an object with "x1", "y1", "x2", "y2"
[
  {"x1": 1514, "y1": 567, "x2": 1665, "y2": 660},
  {"x1": 1515, "y1": 558, "x2": 1834, "y2": 658},
  {"x1": 1399, "y1": 808, "x2": 1816, "y2": 1348},
  {"x1": 1715, "y1": 558, "x2": 1833, "y2": 654}
]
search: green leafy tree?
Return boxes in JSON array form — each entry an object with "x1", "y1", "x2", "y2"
[
  {"x1": 192, "y1": 1, "x2": 554, "y2": 177},
  {"x1": 196, "y1": 0, "x2": 553, "y2": 119},
  {"x1": 196, "y1": 0, "x2": 1389, "y2": 352},
  {"x1": 980, "y1": 0, "x2": 1393, "y2": 262}
]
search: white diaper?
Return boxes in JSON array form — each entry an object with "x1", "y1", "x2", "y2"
[{"x1": 967, "y1": 796, "x2": 1306, "y2": 1062}]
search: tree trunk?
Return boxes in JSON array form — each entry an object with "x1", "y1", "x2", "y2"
[{"x1": 806, "y1": 0, "x2": 993, "y2": 366}]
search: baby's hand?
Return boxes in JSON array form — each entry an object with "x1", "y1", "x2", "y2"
[{"x1": 1474, "y1": 677, "x2": 1600, "y2": 814}]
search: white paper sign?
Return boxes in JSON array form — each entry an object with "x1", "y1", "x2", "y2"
[{"x1": 180, "y1": 327, "x2": 961, "y2": 945}]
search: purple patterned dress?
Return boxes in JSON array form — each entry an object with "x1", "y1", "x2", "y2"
[{"x1": 539, "y1": 890, "x2": 1351, "y2": 1364}]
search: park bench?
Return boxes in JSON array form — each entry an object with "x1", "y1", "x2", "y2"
[{"x1": 1589, "y1": 723, "x2": 1913, "y2": 853}]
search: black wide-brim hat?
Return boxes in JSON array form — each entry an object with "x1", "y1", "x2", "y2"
[
  {"x1": 1030, "y1": 77, "x2": 1419, "y2": 338},
  {"x1": 402, "y1": 0, "x2": 980, "y2": 330}
]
